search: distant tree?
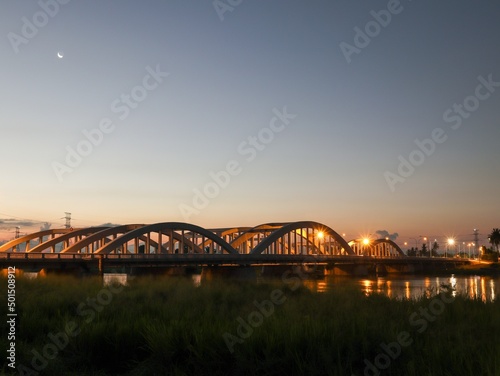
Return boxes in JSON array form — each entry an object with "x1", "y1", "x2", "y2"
[
  {"x1": 488, "y1": 228, "x2": 500, "y2": 253},
  {"x1": 481, "y1": 245, "x2": 498, "y2": 262},
  {"x1": 421, "y1": 243, "x2": 428, "y2": 257},
  {"x1": 430, "y1": 241, "x2": 439, "y2": 256},
  {"x1": 407, "y1": 247, "x2": 417, "y2": 257}
]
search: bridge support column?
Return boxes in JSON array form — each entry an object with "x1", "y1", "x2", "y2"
[
  {"x1": 201, "y1": 266, "x2": 256, "y2": 281},
  {"x1": 261, "y1": 265, "x2": 325, "y2": 279},
  {"x1": 98, "y1": 255, "x2": 104, "y2": 276},
  {"x1": 127, "y1": 266, "x2": 195, "y2": 276},
  {"x1": 385, "y1": 264, "x2": 416, "y2": 274},
  {"x1": 327, "y1": 264, "x2": 370, "y2": 276},
  {"x1": 375, "y1": 264, "x2": 388, "y2": 276}
]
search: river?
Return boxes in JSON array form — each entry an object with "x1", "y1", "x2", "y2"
[
  {"x1": 302, "y1": 274, "x2": 498, "y2": 301},
  {"x1": 103, "y1": 272, "x2": 499, "y2": 302}
]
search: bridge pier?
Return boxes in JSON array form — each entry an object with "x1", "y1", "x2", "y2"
[
  {"x1": 98, "y1": 255, "x2": 103, "y2": 276},
  {"x1": 261, "y1": 265, "x2": 325, "y2": 279},
  {"x1": 327, "y1": 264, "x2": 370, "y2": 277},
  {"x1": 375, "y1": 264, "x2": 388, "y2": 276},
  {"x1": 201, "y1": 266, "x2": 257, "y2": 281},
  {"x1": 385, "y1": 264, "x2": 417, "y2": 274},
  {"x1": 128, "y1": 266, "x2": 197, "y2": 276}
]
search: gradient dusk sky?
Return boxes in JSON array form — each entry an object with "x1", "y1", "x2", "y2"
[{"x1": 0, "y1": 0, "x2": 499, "y2": 246}]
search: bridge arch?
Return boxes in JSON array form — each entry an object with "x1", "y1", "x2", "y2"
[
  {"x1": 61, "y1": 225, "x2": 146, "y2": 253},
  {"x1": 250, "y1": 221, "x2": 354, "y2": 255},
  {"x1": 26, "y1": 227, "x2": 110, "y2": 253},
  {"x1": 230, "y1": 223, "x2": 286, "y2": 254},
  {"x1": 0, "y1": 229, "x2": 75, "y2": 253},
  {"x1": 349, "y1": 239, "x2": 405, "y2": 257},
  {"x1": 210, "y1": 227, "x2": 252, "y2": 245},
  {"x1": 95, "y1": 222, "x2": 238, "y2": 255}
]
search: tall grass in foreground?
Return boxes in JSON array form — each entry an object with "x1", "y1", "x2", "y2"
[{"x1": 1, "y1": 275, "x2": 500, "y2": 375}]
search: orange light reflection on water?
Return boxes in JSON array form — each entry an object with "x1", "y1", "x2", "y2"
[
  {"x1": 362, "y1": 279, "x2": 372, "y2": 295},
  {"x1": 405, "y1": 281, "x2": 410, "y2": 300}
]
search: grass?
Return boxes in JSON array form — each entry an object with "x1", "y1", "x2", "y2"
[{"x1": 1, "y1": 274, "x2": 500, "y2": 375}]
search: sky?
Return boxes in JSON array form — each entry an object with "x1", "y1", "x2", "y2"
[{"x1": 0, "y1": 0, "x2": 499, "y2": 247}]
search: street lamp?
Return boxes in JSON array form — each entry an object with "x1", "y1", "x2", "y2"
[
  {"x1": 362, "y1": 238, "x2": 370, "y2": 256},
  {"x1": 316, "y1": 231, "x2": 324, "y2": 254},
  {"x1": 447, "y1": 238, "x2": 455, "y2": 258}
]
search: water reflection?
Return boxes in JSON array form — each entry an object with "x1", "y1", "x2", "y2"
[
  {"x1": 103, "y1": 273, "x2": 128, "y2": 286},
  {"x1": 326, "y1": 275, "x2": 498, "y2": 302},
  {"x1": 192, "y1": 273, "x2": 201, "y2": 287},
  {"x1": 92, "y1": 272, "x2": 499, "y2": 302}
]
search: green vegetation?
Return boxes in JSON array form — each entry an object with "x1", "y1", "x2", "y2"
[
  {"x1": 488, "y1": 228, "x2": 500, "y2": 253},
  {"x1": 2, "y1": 275, "x2": 500, "y2": 375}
]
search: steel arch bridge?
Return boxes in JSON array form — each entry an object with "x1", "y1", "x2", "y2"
[
  {"x1": 0, "y1": 221, "x2": 405, "y2": 258},
  {"x1": 348, "y1": 238, "x2": 404, "y2": 257}
]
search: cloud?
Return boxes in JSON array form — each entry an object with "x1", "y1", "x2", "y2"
[
  {"x1": 375, "y1": 230, "x2": 399, "y2": 241},
  {"x1": 0, "y1": 218, "x2": 38, "y2": 229},
  {"x1": 98, "y1": 223, "x2": 121, "y2": 227}
]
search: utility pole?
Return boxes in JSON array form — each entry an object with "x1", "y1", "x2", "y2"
[
  {"x1": 13, "y1": 226, "x2": 20, "y2": 252},
  {"x1": 473, "y1": 229, "x2": 479, "y2": 258},
  {"x1": 64, "y1": 212, "x2": 72, "y2": 229}
]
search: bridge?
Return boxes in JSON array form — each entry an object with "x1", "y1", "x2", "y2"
[{"x1": 0, "y1": 221, "x2": 471, "y2": 276}]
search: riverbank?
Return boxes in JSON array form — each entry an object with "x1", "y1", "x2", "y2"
[
  {"x1": 2, "y1": 275, "x2": 500, "y2": 375},
  {"x1": 450, "y1": 261, "x2": 500, "y2": 276}
]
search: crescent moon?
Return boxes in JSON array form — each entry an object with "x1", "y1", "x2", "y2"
[{"x1": 57, "y1": 52, "x2": 64, "y2": 59}]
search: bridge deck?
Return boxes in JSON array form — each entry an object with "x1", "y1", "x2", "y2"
[{"x1": 0, "y1": 252, "x2": 473, "y2": 268}]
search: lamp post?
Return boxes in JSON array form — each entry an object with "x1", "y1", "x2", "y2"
[
  {"x1": 317, "y1": 231, "x2": 324, "y2": 254},
  {"x1": 363, "y1": 238, "x2": 370, "y2": 256},
  {"x1": 447, "y1": 238, "x2": 455, "y2": 258}
]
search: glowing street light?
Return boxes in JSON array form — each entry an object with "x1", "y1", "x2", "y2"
[
  {"x1": 447, "y1": 238, "x2": 455, "y2": 257},
  {"x1": 316, "y1": 230, "x2": 324, "y2": 254}
]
